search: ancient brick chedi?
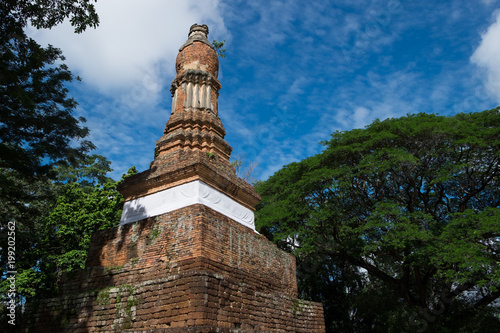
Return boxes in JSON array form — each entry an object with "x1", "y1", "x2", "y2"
[{"x1": 25, "y1": 24, "x2": 325, "y2": 332}]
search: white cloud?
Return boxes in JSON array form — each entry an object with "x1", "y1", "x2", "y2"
[
  {"x1": 471, "y1": 11, "x2": 500, "y2": 103},
  {"x1": 352, "y1": 106, "x2": 371, "y2": 128},
  {"x1": 28, "y1": 0, "x2": 226, "y2": 93}
]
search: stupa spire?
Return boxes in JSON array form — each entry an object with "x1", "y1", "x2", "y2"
[
  {"x1": 171, "y1": 23, "x2": 220, "y2": 115},
  {"x1": 118, "y1": 24, "x2": 260, "y2": 230},
  {"x1": 155, "y1": 23, "x2": 230, "y2": 160}
]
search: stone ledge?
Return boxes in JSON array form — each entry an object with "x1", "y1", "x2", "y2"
[
  {"x1": 120, "y1": 180, "x2": 256, "y2": 230},
  {"x1": 117, "y1": 151, "x2": 260, "y2": 210}
]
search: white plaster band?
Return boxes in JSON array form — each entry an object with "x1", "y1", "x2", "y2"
[{"x1": 119, "y1": 180, "x2": 255, "y2": 230}]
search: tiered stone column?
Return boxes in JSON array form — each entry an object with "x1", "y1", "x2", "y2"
[{"x1": 118, "y1": 24, "x2": 256, "y2": 229}]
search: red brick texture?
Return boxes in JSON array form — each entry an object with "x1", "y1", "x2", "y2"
[{"x1": 24, "y1": 205, "x2": 325, "y2": 332}]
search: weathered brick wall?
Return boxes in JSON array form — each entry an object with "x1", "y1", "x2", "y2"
[
  {"x1": 24, "y1": 205, "x2": 325, "y2": 332},
  {"x1": 26, "y1": 266, "x2": 324, "y2": 332}
]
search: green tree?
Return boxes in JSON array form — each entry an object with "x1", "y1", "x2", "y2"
[
  {"x1": 0, "y1": 3, "x2": 102, "y2": 325},
  {"x1": 256, "y1": 108, "x2": 500, "y2": 332},
  {"x1": 0, "y1": 0, "x2": 100, "y2": 216},
  {"x1": 39, "y1": 180, "x2": 122, "y2": 290},
  {"x1": 212, "y1": 39, "x2": 226, "y2": 58},
  {"x1": 0, "y1": 155, "x2": 122, "y2": 329}
]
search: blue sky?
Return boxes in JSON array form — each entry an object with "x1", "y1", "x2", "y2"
[{"x1": 29, "y1": 0, "x2": 500, "y2": 181}]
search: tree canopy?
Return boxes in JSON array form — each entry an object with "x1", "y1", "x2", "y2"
[
  {"x1": 0, "y1": 1, "x2": 114, "y2": 325},
  {"x1": 0, "y1": 0, "x2": 102, "y2": 269},
  {"x1": 0, "y1": 0, "x2": 100, "y2": 212},
  {"x1": 256, "y1": 108, "x2": 500, "y2": 332},
  {"x1": 0, "y1": 154, "x2": 123, "y2": 326}
]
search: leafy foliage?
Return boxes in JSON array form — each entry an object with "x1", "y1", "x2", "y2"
[
  {"x1": 0, "y1": 2, "x2": 103, "y2": 258},
  {"x1": 256, "y1": 108, "x2": 500, "y2": 332},
  {"x1": 0, "y1": 2, "x2": 106, "y2": 324},
  {"x1": 212, "y1": 39, "x2": 226, "y2": 58},
  {"x1": 0, "y1": 155, "x2": 122, "y2": 304},
  {"x1": 2, "y1": 0, "x2": 99, "y2": 34},
  {"x1": 0, "y1": 162, "x2": 121, "y2": 333},
  {"x1": 0, "y1": 0, "x2": 100, "y2": 183}
]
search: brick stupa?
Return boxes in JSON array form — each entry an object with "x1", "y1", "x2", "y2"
[{"x1": 25, "y1": 24, "x2": 325, "y2": 332}]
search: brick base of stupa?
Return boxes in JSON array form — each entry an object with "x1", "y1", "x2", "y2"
[{"x1": 24, "y1": 204, "x2": 325, "y2": 332}]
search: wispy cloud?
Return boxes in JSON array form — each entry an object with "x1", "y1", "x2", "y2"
[
  {"x1": 218, "y1": 0, "x2": 412, "y2": 178},
  {"x1": 471, "y1": 10, "x2": 500, "y2": 103}
]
